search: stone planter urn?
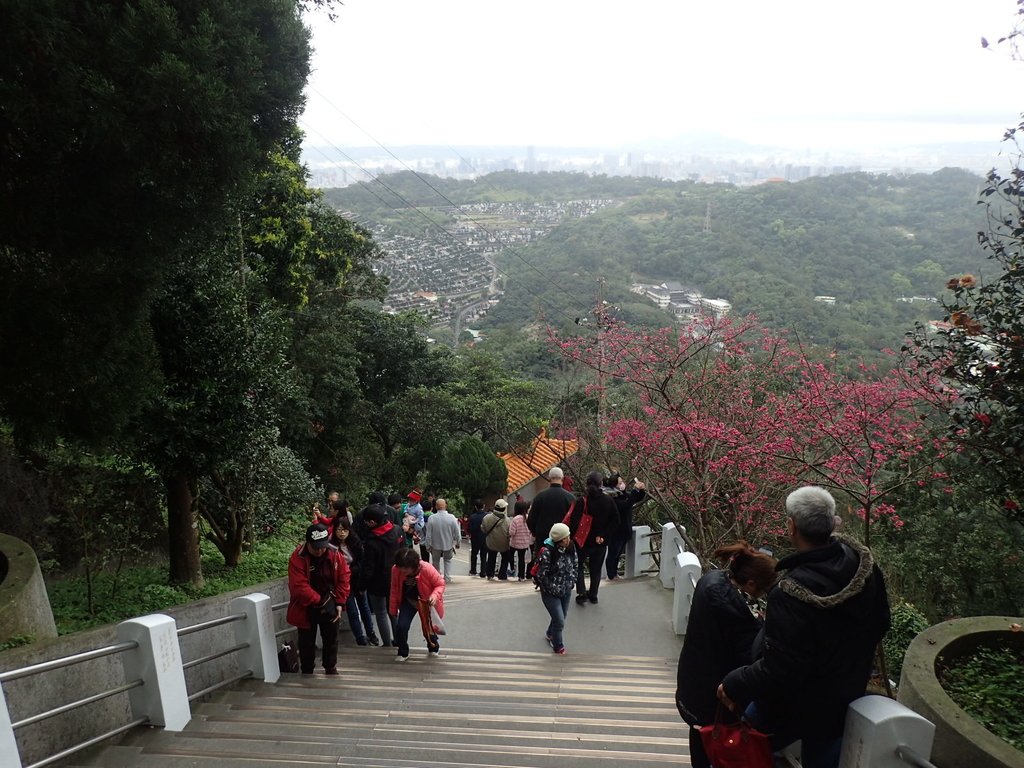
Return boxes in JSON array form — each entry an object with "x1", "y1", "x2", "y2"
[
  {"x1": 0, "y1": 533, "x2": 58, "y2": 647},
  {"x1": 898, "y1": 616, "x2": 1024, "y2": 768}
]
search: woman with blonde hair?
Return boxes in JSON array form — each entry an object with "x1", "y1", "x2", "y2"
[{"x1": 674, "y1": 541, "x2": 777, "y2": 768}]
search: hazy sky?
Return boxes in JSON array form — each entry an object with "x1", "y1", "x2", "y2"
[{"x1": 300, "y1": 0, "x2": 1023, "y2": 153}]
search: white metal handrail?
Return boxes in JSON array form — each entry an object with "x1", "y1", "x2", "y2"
[
  {"x1": 0, "y1": 641, "x2": 138, "y2": 684},
  {"x1": 896, "y1": 744, "x2": 938, "y2": 768}
]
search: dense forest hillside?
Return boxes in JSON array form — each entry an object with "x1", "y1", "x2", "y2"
[{"x1": 327, "y1": 168, "x2": 990, "y2": 360}]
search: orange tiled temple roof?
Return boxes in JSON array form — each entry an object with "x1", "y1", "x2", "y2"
[{"x1": 497, "y1": 428, "x2": 579, "y2": 495}]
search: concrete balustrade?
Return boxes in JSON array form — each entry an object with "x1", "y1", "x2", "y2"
[
  {"x1": 624, "y1": 524, "x2": 653, "y2": 578},
  {"x1": 116, "y1": 614, "x2": 190, "y2": 731},
  {"x1": 229, "y1": 593, "x2": 279, "y2": 685}
]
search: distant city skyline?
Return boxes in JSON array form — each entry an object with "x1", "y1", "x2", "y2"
[{"x1": 300, "y1": 0, "x2": 1022, "y2": 164}]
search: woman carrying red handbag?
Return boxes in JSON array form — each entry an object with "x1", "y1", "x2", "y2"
[{"x1": 674, "y1": 542, "x2": 777, "y2": 768}]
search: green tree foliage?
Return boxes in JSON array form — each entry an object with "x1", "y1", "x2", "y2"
[
  {"x1": 144, "y1": 240, "x2": 300, "y2": 584},
  {"x1": 197, "y1": 427, "x2": 319, "y2": 566},
  {"x1": 431, "y1": 436, "x2": 509, "y2": 514},
  {"x1": 905, "y1": 129, "x2": 1024, "y2": 523},
  {"x1": 0, "y1": 0, "x2": 311, "y2": 447}
]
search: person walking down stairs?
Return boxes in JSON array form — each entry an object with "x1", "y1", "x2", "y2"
[{"x1": 533, "y1": 522, "x2": 578, "y2": 655}]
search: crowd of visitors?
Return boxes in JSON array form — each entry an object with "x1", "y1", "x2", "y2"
[
  {"x1": 287, "y1": 468, "x2": 648, "y2": 664},
  {"x1": 289, "y1": 477, "x2": 889, "y2": 768}
]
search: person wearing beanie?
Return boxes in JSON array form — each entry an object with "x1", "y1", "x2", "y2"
[
  {"x1": 527, "y1": 466, "x2": 575, "y2": 554},
  {"x1": 402, "y1": 490, "x2": 425, "y2": 548},
  {"x1": 533, "y1": 521, "x2": 578, "y2": 655},
  {"x1": 286, "y1": 523, "x2": 351, "y2": 674}
]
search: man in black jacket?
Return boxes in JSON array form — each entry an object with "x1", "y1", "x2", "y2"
[
  {"x1": 717, "y1": 486, "x2": 891, "y2": 768},
  {"x1": 526, "y1": 467, "x2": 575, "y2": 553}
]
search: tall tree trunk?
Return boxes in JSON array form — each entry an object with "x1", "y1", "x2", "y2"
[{"x1": 165, "y1": 469, "x2": 203, "y2": 588}]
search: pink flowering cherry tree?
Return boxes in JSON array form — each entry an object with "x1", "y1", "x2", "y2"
[{"x1": 552, "y1": 314, "x2": 946, "y2": 560}]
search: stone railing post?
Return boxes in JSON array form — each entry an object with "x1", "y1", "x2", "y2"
[
  {"x1": 839, "y1": 695, "x2": 935, "y2": 768},
  {"x1": 660, "y1": 522, "x2": 685, "y2": 588},
  {"x1": 0, "y1": 681, "x2": 22, "y2": 768},
  {"x1": 229, "y1": 593, "x2": 279, "y2": 684},
  {"x1": 625, "y1": 525, "x2": 652, "y2": 578},
  {"x1": 116, "y1": 615, "x2": 190, "y2": 731},
  {"x1": 672, "y1": 551, "x2": 702, "y2": 636}
]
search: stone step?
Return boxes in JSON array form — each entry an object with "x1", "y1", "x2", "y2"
[
  {"x1": 124, "y1": 730, "x2": 687, "y2": 768},
  {"x1": 193, "y1": 703, "x2": 682, "y2": 737},
  {"x1": 70, "y1": 646, "x2": 690, "y2": 768},
  {"x1": 186, "y1": 715, "x2": 685, "y2": 748}
]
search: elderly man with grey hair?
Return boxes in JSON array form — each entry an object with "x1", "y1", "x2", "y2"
[
  {"x1": 423, "y1": 498, "x2": 461, "y2": 584},
  {"x1": 526, "y1": 467, "x2": 575, "y2": 556},
  {"x1": 717, "y1": 486, "x2": 891, "y2": 768}
]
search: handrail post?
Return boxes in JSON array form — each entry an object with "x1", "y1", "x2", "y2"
[
  {"x1": 660, "y1": 522, "x2": 685, "y2": 588},
  {"x1": 672, "y1": 551, "x2": 701, "y2": 636},
  {"x1": 0, "y1": 681, "x2": 22, "y2": 768},
  {"x1": 624, "y1": 525, "x2": 652, "y2": 578},
  {"x1": 839, "y1": 695, "x2": 935, "y2": 767},
  {"x1": 117, "y1": 614, "x2": 190, "y2": 731},
  {"x1": 229, "y1": 593, "x2": 279, "y2": 684}
]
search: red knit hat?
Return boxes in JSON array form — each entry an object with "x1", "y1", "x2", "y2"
[{"x1": 407, "y1": 490, "x2": 422, "y2": 503}]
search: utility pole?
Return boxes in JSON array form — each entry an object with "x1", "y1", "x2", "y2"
[{"x1": 703, "y1": 201, "x2": 712, "y2": 234}]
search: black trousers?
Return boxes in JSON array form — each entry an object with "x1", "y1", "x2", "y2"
[
  {"x1": 296, "y1": 610, "x2": 339, "y2": 673},
  {"x1": 469, "y1": 536, "x2": 486, "y2": 573},
  {"x1": 576, "y1": 543, "x2": 607, "y2": 599},
  {"x1": 485, "y1": 548, "x2": 511, "y2": 579}
]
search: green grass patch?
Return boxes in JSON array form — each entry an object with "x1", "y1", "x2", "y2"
[
  {"x1": 939, "y1": 642, "x2": 1024, "y2": 751},
  {"x1": 46, "y1": 519, "x2": 304, "y2": 635}
]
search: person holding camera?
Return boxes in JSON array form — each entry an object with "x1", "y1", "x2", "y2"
[
  {"x1": 604, "y1": 473, "x2": 646, "y2": 580},
  {"x1": 287, "y1": 523, "x2": 351, "y2": 675}
]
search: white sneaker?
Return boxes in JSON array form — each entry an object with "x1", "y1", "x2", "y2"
[{"x1": 394, "y1": 654, "x2": 408, "y2": 663}]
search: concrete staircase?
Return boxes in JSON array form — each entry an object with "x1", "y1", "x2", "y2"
[{"x1": 70, "y1": 645, "x2": 688, "y2": 768}]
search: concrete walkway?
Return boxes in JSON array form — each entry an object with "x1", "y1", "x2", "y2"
[{"x1": 420, "y1": 545, "x2": 684, "y2": 660}]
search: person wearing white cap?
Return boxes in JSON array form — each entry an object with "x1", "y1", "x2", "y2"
[
  {"x1": 482, "y1": 499, "x2": 512, "y2": 579},
  {"x1": 533, "y1": 522, "x2": 578, "y2": 655}
]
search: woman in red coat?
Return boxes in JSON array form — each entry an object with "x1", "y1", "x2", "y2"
[
  {"x1": 389, "y1": 548, "x2": 445, "y2": 662},
  {"x1": 287, "y1": 523, "x2": 351, "y2": 675}
]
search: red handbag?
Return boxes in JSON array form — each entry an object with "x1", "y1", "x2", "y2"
[{"x1": 699, "y1": 706, "x2": 773, "y2": 768}]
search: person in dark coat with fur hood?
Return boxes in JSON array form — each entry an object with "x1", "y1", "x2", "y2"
[
  {"x1": 675, "y1": 542, "x2": 777, "y2": 768},
  {"x1": 718, "y1": 486, "x2": 891, "y2": 768}
]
